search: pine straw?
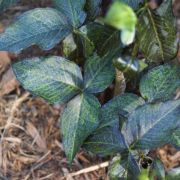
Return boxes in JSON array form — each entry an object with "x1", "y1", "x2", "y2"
[
  {"x1": 0, "y1": 0, "x2": 179, "y2": 179},
  {"x1": 0, "y1": 92, "x2": 179, "y2": 180},
  {"x1": 0, "y1": 93, "x2": 107, "y2": 180}
]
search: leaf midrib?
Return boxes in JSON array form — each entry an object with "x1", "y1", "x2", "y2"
[
  {"x1": 101, "y1": 30, "x2": 119, "y2": 53},
  {"x1": 69, "y1": 94, "x2": 83, "y2": 161},
  {"x1": 84, "y1": 57, "x2": 111, "y2": 90},
  {"x1": 67, "y1": 0, "x2": 77, "y2": 26},
  {"x1": 0, "y1": 27, "x2": 69, "y2": 50},
  {"x1": 132, "y1": 101, "x2": 179, "y2": 148},
  {"x1": 146, "y1": 8, "x2": 164, "y2": 61}
]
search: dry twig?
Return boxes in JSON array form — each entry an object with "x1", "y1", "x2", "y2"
[{"x1": 61, "y1": 161, "x2": 109, "y2": 180}]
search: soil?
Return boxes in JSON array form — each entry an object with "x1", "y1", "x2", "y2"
[{"x1": 0, "y1": 0, "x2": 179, "y2": 180}]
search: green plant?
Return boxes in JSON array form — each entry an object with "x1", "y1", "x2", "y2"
[{"x1": 0, "y1": 0, "x2": 179, "y2": 179}]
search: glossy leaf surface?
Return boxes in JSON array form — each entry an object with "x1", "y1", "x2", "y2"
[
  {"x1": 61, "y1": 93, "x2": 100, "y2": 161},
  {"x1": 75, "y1": 22, "x2": 121, "y2": 57},
  {"x1": 114, "y1": 56, "x2": 147, "y2": 80},
  {"x1": 137, "y1": 0, "x2": 178, "y2": 63},
  {"x1": 84, "y1": 53, "x2": 115, "y2": 93},
  {"x1": 109, "y1": 153, "x2": 140, "y2": 180},
  {"x1": 73, "y1": 29, "x2": 95, "y2": 58},
  {"x1": 13, "y1": 56, "x2": 83, "y2": 104},
  {"x1": 84, "y1": 127, "x2": 126, "y2": 156},
  {"x1": 122, "y1": 100, "x2": 180, "y2": 149},
  {"x1": 0, "y1": 8, "x2": 71, "y2": 53},
  {"x1": 140, "y1": 64, "x2": 180, "y2": 102},
  {"x1": 53, "y1": 0, "x2": 86, "y2": 27}
]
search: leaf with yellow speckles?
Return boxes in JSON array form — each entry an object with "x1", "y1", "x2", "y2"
[
  {"x1": 13, "y1": 56, "x2": 83, "y2": 104},
  {"x1": 140, "y1": 64, "x2": 180, "y2": 102},
  {"x1": 52, "y1": 0, "x2": 86, "y2": 27},
  {"x1": 0, "y1": 8, "x2": 71, "y2": 53},
  {"x1": 122, "y1": 99, "x2": 180, "y2": 149},
  {"x1": 61, "y1": 93, "x2": 100, "y2": 161},
  {"x1": 137, "y1": 0, "x2": 178, "y2": 63}
]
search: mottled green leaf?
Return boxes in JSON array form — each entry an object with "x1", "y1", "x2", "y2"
[
  {"x1": 52, "y1": 0, "x2": 86, "y2": 27},
  {"x1": 121, "y1": 0, "x2": 145, "y2": 10},
  {"x1": 85, "y1": 0, "x2": 102, "y2": 21},
  {"x1": 140, "y1": 64, "x2": 180, "y2": 102},
  {"x1": 13, "y1": 56, "x2": 83, "y2": 104},
  {"x1": 113, "y1": 56, "x2": 147, "y2": 80},
  {"x1": 0, "y1": 8, "x2": 71, "y2": 53},
  {"x1": 150, "y1": 159, "x2": 165, "y2": 180},
  {"x1": 172, "y1": 129, "x2": 180, "y2": 147},
  {"x1": 122, "y1": 100, "x2": 180, "y2": 149},
  {"x1": 74, "y1": 22, "x2": 122, "y2": 57},
  {"x1": 105, "y1": 1, "x2": 137, "y2": 45},
  {"x1": 61, "y1": 93, "x2": 100, "y2": 161},
  {"x1": 84, "y1": 53, "x2": 116, "y2": 93},
  {"x1": 0, "y1": 0, "x2": 19, "y2": 11},
  {"x1": 100, "y1": 93, "x2": 145, "y2": 128},
  {"x1": 137, "y1": 0, "x2": 178, "y2": 63},
  {"x1": 109, "y1": 153, "x2": 140, "y2": 180},
  {"x1": 73, "y1": 29, "x2": 95, "y2": 58},
  {"x1": 84, "y1": 127, "x2": 126, "y2": 156}
]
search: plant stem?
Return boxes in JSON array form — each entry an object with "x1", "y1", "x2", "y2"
[{"x1": 114, "y1": 68, "x2": 126, "y2": 97}]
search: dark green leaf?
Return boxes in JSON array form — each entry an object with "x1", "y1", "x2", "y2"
[
  {"x1": 84, "y1": 127, "x2": 126, "y2": 156},
  {"x1": 85, "y1": 0, "x2": 102, "y2": 21},
  {"x1": 113, "y1": 56, "x2": 147, "y2": 80},
  {"x1": 0, "y1": 0, "x2": 19, "y2": 12},
  {"x1": 108, "y1": 153, "x2": 140, "y2": 180},
  {"x1": 140, "y1": 64, "x2": 180, "y2": 102},
  {"x1": 61, "y1": 93, "x2": 100, "y2": 161},
  {"x1": 0, "y1": 8, "x2": 71, "y2": 53},
  {"x1": 100, "y1": 93, "x2": 145, "y2": 128},
  {"x1": 137, "y1": 0, "x2": 178, "y2": 63},
  {"x1": 52, "y1": 0, "x2": 86, "y2": 27},
  {"x1": 13, "y1": 56, "x2": 83, "y2": 104},
  {"x1": 84, "y1": 53, "x2": 116, "y2": 93},
  {"x1": 75, "y1": 22, "x2": 122, "y2": 57},
  {"x1": 73, "y1": 29, "x2": 95, "y2": 58},
  {"x1": 121, "y1": 0, "x2": 145, "y2": 10},
  {"x1": 172, "y1": 128, "x2": 180, "y2": 147},
  {"x1": 122, "y1": 100, "x2": 180, "y2": 149},
  {"x1": 150, "y1": 159, "x2": 165, "y2": 180}
]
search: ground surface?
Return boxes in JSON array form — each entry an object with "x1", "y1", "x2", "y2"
[{"x1": 0, "y1": 0, "x2": 180, "y2": 180}]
